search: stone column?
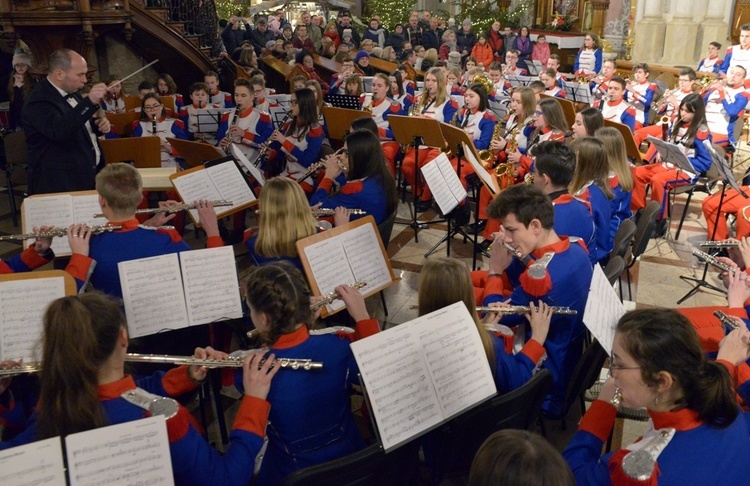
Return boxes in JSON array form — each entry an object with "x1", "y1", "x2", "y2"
[
  {"x1": 632, "y1": 0, "x2": 666, "y2": 63},
  {"x1": 660, "y1": 0, "x2": 698, "y2": 65},
  {"x1": 696, "y1": 0, "x2": 728, "y2": 62}
]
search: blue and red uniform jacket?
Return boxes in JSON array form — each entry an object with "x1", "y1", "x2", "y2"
[
  {"x1": 675, "y1": 126, "x2": 713, "y2": 179},
  {"x1": 489, "y1": 332, "x2": 547, "y2": 393},
  {"x1": 720, "y1": 45, "x2": 750, "y2": 75},
  {"x1": 482, "y1": 237, "x2": 593, "y2": 417},
  {"x1": 0, "y1": 375, "x2": 39, "y2": 441},
  {"x1": 698, "y1": 57, "x2": 722, "y2": 74},
  {"x1": 551, "y1": 192, "x2": 595, "y2": 258},
  {"x1": 703, "y1": 89, "x2": 748, "y2": 146},
  {"x1": 608, "y1": 173, "x2": 632, "y2": 247},
  {"x1": 234, "y1": 323, "x2": 378, "y2": 486},
  {"x1": 453, "y1": 110, "x2": 497, "y2": 150},
  {"x1": 131, "y1": 118, "x2": 188, "y2": 140},
  {"x1": 573, "y1": 48, "x2": 602, "y2": 74},
  {"x1": 310, "y1": 176, "x2": 389, "y2": 225},
  {"x1": 215, "y1": 107, "x2": 274, "y2": 148},
  {"x1": 0, "y1": 246, "x2": 52, "y2": 274},
  {"x1": 563, "y1": 399, "x2": 750, "y2": 485},
  {"x1": 68, "y1": 219, "x2": 223, "y2": 297},
  {"x1": 1, "y1": 368, "x2": 270, "y2": 486},
  {"x1": 279, "y1": 125, "x2": 325, "y2": 169},
  {"x1": 575, "y1": 182, "x2": 612, "y2": 264}
]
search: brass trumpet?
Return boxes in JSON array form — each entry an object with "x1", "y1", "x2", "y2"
[
  {"x1": 0, "y1": 224, "x2": 123, "y2": 241},
  {"x1": 93, "y1": 201, "x2": 233, "y2": 218}
]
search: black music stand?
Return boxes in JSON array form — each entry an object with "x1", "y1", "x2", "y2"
[
  {"x1": 167, "y1": 137, "x2": 225, "y2": 168},
  {"x1": 564, "y1": 82, "x2": 593, "y2": 105},
  {"x1": 677, "y1": 140, "x2": 748, "y2": 304},
  {"x1": 324, "y1": 94, "x2": 361, "y2": 110},
  {"x1": 389, "y1": 115, "x2": 447, "y2": 243}
]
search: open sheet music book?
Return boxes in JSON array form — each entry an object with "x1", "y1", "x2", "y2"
[
  {"x1": 420, "y1": 152, "x2": 468, "y2": 215},
  {"x1": 350, "y1": 302, "x2": 497, "y2": 452},
  {"x1": 119, "y1": 246, "x2": 243, "y2": 338},
  {"x1": 230, "y1": 143, "x2": 266, "y2": 186},
  {"x1": 0, "y1": 271, "x2": 76, "y2": 362},
  {"x1": 463, "y1": 142, "x2": 500, "y2": 195},
  {"x1": 169, "y1": 157, "x2": 257, "y2": 226},
  {"x1": 22, "y1": 191, "x2": 108, "y2": 256},
  {"x1": 583, "y1": 264, "x2": 626, "y2": 355},
  {"x1": 0, "y1": 437, "x2": 66, "y2": 485},
  {"x1": 66, "y1": 416, "x2": 173, "y2": 486},
  {"x1": 297, "y1": 217, "x2": 397, "y2": 317}
]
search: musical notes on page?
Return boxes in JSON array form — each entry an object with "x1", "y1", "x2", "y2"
[
  {"x1": 0, "y1": 437, "x2": 66, "y2": 486},
  {"x1": 205, "y1": 160, "x2": 257, "y2": 212},
  {"x1": 231, "y1": 144, "x2": 265, "y2": 186},
  {"x1": 22, "y1": 194, "x2": 75, "y2": 255},
  {"x1": 583, "y1": 264, "x2": 626, "y2": 355},
  {"x1": 463, "y1": 142, "x2": 500, "y2": 194},
  {"x1": 119, "y1": 254, "x2": 189, "y2": 339},
  {"x1": 72, "y1": 194, "x2": 109, "y2": 227},
  {"x1": 169, "y1": 169, "x2": 224, "y2": 223},
  {"x1": 420, "y1": 153, "x2": 467, "y2": 215},
  {"x1": 180, "y1": 247, "x2": 242, "y2": 325},
  {"x1": 66, "y1": 416, "x2": 174, "y2": 486},
  {"x1": 350, "y1": 302, "x2": 497, "y2": 451},
  {"x1": 0, "y1": 277, "x2": 66, "y2": 361}
]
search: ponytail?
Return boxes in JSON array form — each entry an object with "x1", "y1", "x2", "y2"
[
  {"x1": 37, "y1": 293, "x2": 125, "y2": 439},
  {"x1": 685, "y1": 360, "x2": 738, "y2": 428}
]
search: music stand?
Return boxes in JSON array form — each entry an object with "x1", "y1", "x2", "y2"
[
  {"x1": 677, "y1": 140, "x2": 749, "y2": 304},
  {"x1": 123, "y1": 96, "x2": 142, "y2": 111},
  {"x1": 106, "y1": 112, "x2": 140, "y2": 137},
  {"x1": 564, "y1": 82, "x2": 593, "y2": 105},
  {"x1": 100, "y1": 137, "x2": 161, "y2": 168},
  {"x1": 388, "y1": 114, "x2": 447, "y2": 243},
  {"x1": 193, "y1": 108, "x2": 225, "y2": 142},
  {"x1": 524, "y1": 60, "x2": 544, "y2": 76},
  {"x1": 322, "y1": 106, "x2": 369, "y2": 141},
  {"x1": 166, "y1": 137, "x2": 225, "y2": 168},
  {"x1": 324, "y1": 94, "x2": 361, "y2": 110},
  {"x1": 603, "y1": 119, "x2": 642, "y2": 163},
  {"x1": 424, "y1": 122, "x2": 482, "y2": 264}
]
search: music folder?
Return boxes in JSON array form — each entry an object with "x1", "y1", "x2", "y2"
[{"x1": 100, "y1": 137, "x2": 162, "y2": 168}]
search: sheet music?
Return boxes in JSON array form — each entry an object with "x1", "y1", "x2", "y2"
[
  {"x1": 351, "y1": 302, "x2": 496, "y2": 451},
  {"x1": 119, "y1": 254, "x2": 189, "y2": 338},
  {"x1": 0, "y1": 438, "x2": 66, "y2": 486},
  {"x1": 417, "y1": 303, "x2": 496, "y2": 418},
  {"x1": 205, "y1": 160, "x2": 257, "y2": 215},
  {"x1": 646, "y1": 136, "x2": 697, "y2": 174},
  {"x1": 180, "y1": 247, "x2": 243, "y2": 325},
  {"x1": 0, "y1": 277, "x2": 66, "y2": 361},
  {"x1": 421, "y1": 153, "x2": 462, "y2": 215},
  {"x1": 583, "y1": 264, "x2": 626, "y2": 355},
  {"x1": 351, "y1": 319, "x2": 443, "y2": 451},
  {"x1": 72, "y1": 194, "x2": 109, "y2": 227},
  {"x1": 302, "y1": 221, "x2": 393, "y2": 313},
  {"x1": 170, "y1": 169, "x2": 224, "y2": 223},
  {"x1": 463, "y1": 142, "x2": 500, "y2": 194},
  {"x1": 23, "y1": 194, "x2": 74, "y2": 255},
  {"x1": 66, "y1": 416, "x2": 174, "y2": 486},
  {"x1": 437, "y1": 152, "x2": 467, "y2": 200},
  {"x1": 231, "y1": 143, "x2": 266, "y2": 186}
]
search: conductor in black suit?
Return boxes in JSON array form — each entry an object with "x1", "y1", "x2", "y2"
[{"x1": 22, "y1": 48, "x2": 112, "y2": 195}]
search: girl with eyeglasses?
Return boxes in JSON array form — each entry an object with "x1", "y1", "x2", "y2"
[{"x1": 133, "y1": 93, "x2": 188, "y2": 168}]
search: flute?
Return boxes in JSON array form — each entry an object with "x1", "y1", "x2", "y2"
[
  {"x1": 125, "y1": 353, "x2": 322, "y2": 371},
  {"x1": 0, "y1": 224, "x2": 122, "y2": 241},
  {"x1": 486, "y1": 241, "x2": 524, "y2": 259},
  {"x1": 0, "y1": 364, "x2": 40, "y2": 378},
  {"x1": 713, "y1": 310, "x2": 744, "y2": 333},
  {"x1": 297, "y1": 149, "x2": 347, "y2": 184},
  {"x1": 93, "y1": 200, "x2": 233, "y2": 218},
  {"x1": 699, "y1": 241, "x2": 740, "y2": 248},
  {"x1": 408, "y1": 304, "x2": 577, "y2": 315},
  {"x1": 692, "y1": 249, "x2": 736, "y2": 273},
  {"x1": 312, "y1": 208, "x2": 366, "y2": 217},
  {"x1": 310, "y1": 281, "x2": 368, "y2": 312}
]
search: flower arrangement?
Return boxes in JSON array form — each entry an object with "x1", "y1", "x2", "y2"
[{"x1": 547, "y1": 13, "x2": 577, "y2": 32}]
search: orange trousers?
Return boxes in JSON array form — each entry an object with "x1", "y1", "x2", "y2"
[
  {"x1": 631, "y1": 164, "x2": 693, "y2": 219},
  {"x1": 400, "y1": 147, "x2": 441, "y2": 202},
  {"x1": 702, "y1": 187, "x2": 750, "y2": 240}
]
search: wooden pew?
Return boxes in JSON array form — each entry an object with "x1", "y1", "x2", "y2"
[
  {"x1": 261, "y1": 55, "x2": 293, "y2": 94},
  {"x1": 369, "y1": 56, "x2": 425, "y2": 80},
  {"x1": 312, "y1": 54, "x2": 340, "y2": 84}
]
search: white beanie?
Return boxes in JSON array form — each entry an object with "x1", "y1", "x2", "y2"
[{"x1": 12, "y1": 52, "x2": 31, "y2": 67}]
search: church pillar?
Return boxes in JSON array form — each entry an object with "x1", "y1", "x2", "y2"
[
  {"x1": 696, "y1": 0, "x2": 729, "y2": 62},
  {"x1": 631, "y1": 0, "x2": 666, "y2": 63},
  {"x1": 659, "y1": 0, "x2": 698, "y2": 65}
]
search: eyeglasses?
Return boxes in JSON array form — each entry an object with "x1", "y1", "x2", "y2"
[
  {"x1": 144, "y1": 104, "x2": 161, "y2": 110},
  {"x1": 253, "y1": 89, "x2": 265, "y2": 95},
  {"x1": 290, "y1": 99, "x2": 299, "y2": 106},
  {"x1": 533, "y1": 110, "x2": 543, "y2": 116},
  {"x1": 607, "y1": 363, "x2": 640, "y2": 378}
]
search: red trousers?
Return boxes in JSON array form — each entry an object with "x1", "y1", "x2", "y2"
[
  {"x1": 382, "y1": 141, "x2": 400, "y2": 176},
  {"x1": 702, "y1": 187, "x2": 750, "y2": 240},
  {"x1": 631, "y1": 164, "x2": 693, "y2": 219},
  {"x1": 400, "y1": 147, "x2": 441, "y2": 202},
  {"x1": 633, "y1": 125, "x2": 664, "y2": 162},
  {"x1": 678, "y1": 306, "x2": 748, "y2": 352}
]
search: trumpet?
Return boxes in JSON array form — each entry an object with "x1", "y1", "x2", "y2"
[
  {"x1": 0, "y1": 224, "x2": 122, "y2": 241},
  {"x1": 713, "y1": 310, "x2": 744, "y2": 333},
  {"x1": 297, "y1": 148, "x2": 347, "y2": 184},
  {"x1": 655, "y1": 87, "x2": 680, "y2": 111},
  {"x1": 125, "y1": 353, "x2": 323, "y2": 371},
  {"x1": 310, "y1": 281, "x2": 368, "y2": 312},
  {"x1": 699, "y1": 241, "x2": 740, "y2": 248},
  {"x1": 312, "y1": 208, "x2": 366, "y2": 217},
  {"x1": 93, "y1": 200, "x2": 233, "y2": 218},
  {"x1": 692, "y1": 249, "x2": 736, "y2": 273}
]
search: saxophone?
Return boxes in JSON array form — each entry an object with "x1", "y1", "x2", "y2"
[
  {"x1": 478, "y1": 122, "x2": 504, "y2": 169},
  {"x1": 408, "y1": 92, "x2": 428, "y2": 117}
]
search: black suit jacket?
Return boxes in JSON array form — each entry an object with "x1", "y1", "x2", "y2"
[{"x1": 22, "y1": 78, "x2": 102, "y2": 195}]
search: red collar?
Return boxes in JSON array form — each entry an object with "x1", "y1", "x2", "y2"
[
  {"x1": 238, "y1": 106, "x2": 253, "y2": 117},
  {"x1": 707, "y1": 55, "x2": 719, "y2": 60},
  {"x1": 192, "y1": 103, "x2": 204, "y2": 109},
  {"x1": 530, "y1": 236, "x2": 569, "y2": 260},
  {"x1": 649, "y1": 407, "x2": 703, "y2": 431},
  {"x1": 272, "y1": 325, "x2": 309, "y2": 349},
  {"x1": 606, "y1": 98, "x2": 625, "y2": 107},
  {"x1": 108, "y1": 218, "x2": 140, "y2": 231},
  {"x1": 210, "y1": 90, "x2": 221, "y2": 96},
  {"x1": 372, "y1": 97, "x2": 386, "y2": 107},
  {"x1": 540, "y1": 125, "x2": 553, "y2": 135},
  {"x1": 98, "y1": 375, "x2": 136, "y2": 400}
]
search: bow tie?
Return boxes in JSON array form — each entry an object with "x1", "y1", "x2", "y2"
[{"x1": 64, "y1": 93, "x2": 77, "y2": 100}]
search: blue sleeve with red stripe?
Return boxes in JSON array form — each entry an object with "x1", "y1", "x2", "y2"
[
  {"x1": 474, "y1": 113, "x2": 496, "y2": 150},
  {"x1": 620, "y1": 108, "x2": 636, "y2": 132},
  {"x1": 720, "y1": 48, "x2": 733, "y2": 75}
]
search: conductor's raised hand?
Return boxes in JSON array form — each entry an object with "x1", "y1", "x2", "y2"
[
  {"x1": 243, "y1": 352, "x2": 280, "y2": 400},
  {"x1": 87, "y1": 82, "x2": 108, "y2": 104}
]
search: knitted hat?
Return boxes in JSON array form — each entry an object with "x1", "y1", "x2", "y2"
[
  {"x1": 343, "y1": 28, "x2": 352, "y2": 38},
  {"x1": 462, "y1": 19, "x2": 472, "y2": 27},
  {"x1": 12, "y1": 52, "x2": 31, "y2": 67},
  {"x1": 448, "y1": 51, "x2": 461, "y2": 63},
  {"x1": 256, "y1": 17, "x2": 267, "y2": 25},
  {"x1": 355, "y1": 50, "x2": 370, "y2": 62},
  {"x1": 265, "y1": 40, "x2": 277, "y2": 50}
]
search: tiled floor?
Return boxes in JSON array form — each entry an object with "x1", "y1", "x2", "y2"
[{"x1": 3, "y1": 144, "x2": 748, "y2": 457}]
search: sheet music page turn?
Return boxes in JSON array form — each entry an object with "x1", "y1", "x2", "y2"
[{"x1": 583, "y1": 264, "x2": 626, "y2": 355}]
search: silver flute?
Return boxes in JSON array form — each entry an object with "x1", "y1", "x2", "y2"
[
  {"x1": 312, "y1": 208, "x2": 366, "y2": 217},
  {"x1": 310, "y1": 281, "x2": 368, "y2": 311},
  {"x1": 692, "y1": 249, "x2": 736, "y2": 273},
  {"x1": 0, "y1": 224, "x2": 122, "y2": 241},
  {"x1": 486, "y1": 241, "x2": 524, "y2": 259},
  {"x1": 125, "y1": 353, "x2": 323, "y2": 370},
  {"x1": 93, "y1": 200, "x2": 233, "y2": 218},
  {"x1": 0, "y1": 364, "x2": 40, "y2": 378},
  {"x1": 699, "y1": 241, "x2": 740, "y2": 248},
  {"x1": 713, "y1": 310, "x2": 744, "y2": 332},
  {"x1": 408, "y1": 304, "x2": 577, "y2": 315}
]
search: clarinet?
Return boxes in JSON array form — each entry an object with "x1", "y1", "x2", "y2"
[
  {"x1": 151, "y1": 114, "x2": 157, "y2": 136},
  {"x1": 224, "y1": 109, "x2": 240, "y2": 144}
]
